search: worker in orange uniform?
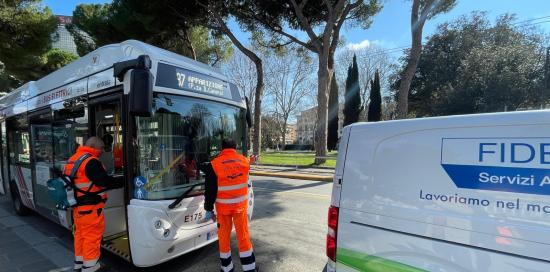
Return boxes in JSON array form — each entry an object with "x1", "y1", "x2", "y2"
[
  {"x1": 201, "y1": 138, "x2": 257, "y2": 272},
  {"x1": 65, "y1": 137, "x2": 123, "y2": 272}
]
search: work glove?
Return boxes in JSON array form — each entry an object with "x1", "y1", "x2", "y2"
[{"x1": 197, "y1": 210, "x2": 216, "y2": 224}]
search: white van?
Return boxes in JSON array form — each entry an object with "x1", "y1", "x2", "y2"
[{"x1": 326, "y1": 111, "x2": 550, "y2": 272}]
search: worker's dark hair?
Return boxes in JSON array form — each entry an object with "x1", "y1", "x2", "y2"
[{"x1": 221, "y1": 138, "x2": 237, "y2": 150}]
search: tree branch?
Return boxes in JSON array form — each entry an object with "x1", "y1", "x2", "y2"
[
  {"x1": 289, "y1": 0, "x2": 321, "y2": 50},
  {"x1": 253, "y1": 13, "x2": 318, "y2": 52},
  {"x1": 330, "y1": 1, "x2": 357, "y2": 54}
]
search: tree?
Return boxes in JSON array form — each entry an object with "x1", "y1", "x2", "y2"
[
  {"x1": 230, "y1": 0, "x2": 381, "y2": 164},
  {"x1": 344, "y1": 54, "x2": 361, "y2": 126},
  {"x1": 394, "y1": 12, "x2": 548, "y2": 116},
  {"x1": 395, "y1": 0, "x2": 456, "y2": 118},
  {"x1": 336, "y1": 44, "x2": 395, "y2": 120},
  {"x1": 544, "y1": 47, "x2": 550, "y2": 105},
  {"x1": 41, "y1": 48, "x2": 78, "y2": 74},
  {"x1": 190, "y1": 1, "x2": 265, "y2": 158},
  {"x1": 367, "y1": 69, "x2": 381, "y2": 121},
  {"x1": 260, "y1": 114, "x2": 282, "y2": 150},
  {"x1": 327, "y1": 74, "x2": 339, "y2": 151},
  {"x1": 0, "y1": 0, "x2": 58, "y2": 86},
  {"x1": 68, "y1": 1, "x2": 233, "y2": 65},
  {"x1": 264, "y1": 47, "x2": 313, "y2": 149}
]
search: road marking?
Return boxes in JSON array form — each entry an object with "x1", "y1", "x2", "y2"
[{"x1": 253, "y1": 187, "x2": 330, "y2": 199}]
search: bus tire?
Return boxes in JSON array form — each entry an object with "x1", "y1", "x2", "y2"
[{"x1": 10, "y1": 181, "x2": 30, "y2": 216}]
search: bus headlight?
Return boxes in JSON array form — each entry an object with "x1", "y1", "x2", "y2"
[{"x1": 154, "y1": 220, "x2": 163, "y2": 229}]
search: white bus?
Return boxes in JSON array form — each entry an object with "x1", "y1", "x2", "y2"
[{"x1": 0, "y1": 40, "x2": 254, "y2": 267}]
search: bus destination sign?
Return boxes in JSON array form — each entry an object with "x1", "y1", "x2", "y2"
[{"x1": 156, "y1": 63, "x2": 232, "y2": 100}]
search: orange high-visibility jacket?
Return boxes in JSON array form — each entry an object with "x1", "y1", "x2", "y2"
[
  {"x1": 64, "y1": 146, "x2": 108, "y2": 207},
  {"x1": 211, "y1": 148, "x2": 250, "y2": 212}
]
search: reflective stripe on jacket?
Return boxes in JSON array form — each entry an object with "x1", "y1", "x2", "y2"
[
  {"x1": 211, "y1": 148, "x2": 250, "y2": 211},
  {"x1": 64, "y1": 146, "x2": 108, "y2": 206}
]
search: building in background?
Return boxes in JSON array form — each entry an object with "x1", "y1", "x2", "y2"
[
  {"x1": 52, "y1": 15, "x2": 78, "y2": 55},
  {"x1": 296, "y1": 107, "x2": 317, "y2": 145},
  {"x1": 285, "y1": 124, "x2": 297, "y2": 145},
  {"x1": 296, "y1": 104, "x2": 344, "y2": 145}
]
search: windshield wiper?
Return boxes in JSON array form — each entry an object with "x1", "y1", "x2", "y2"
[{"x1": 168, "y1": 183, "x2": 203, "y2": 209}]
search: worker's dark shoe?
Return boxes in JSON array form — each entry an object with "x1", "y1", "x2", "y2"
[{"x1": 73, "y1": 269, "x2": 81, "y2": 272}]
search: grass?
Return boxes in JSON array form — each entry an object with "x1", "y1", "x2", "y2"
[{"x1": 257, "y1": 151, "x2": 337, "y2": 168}]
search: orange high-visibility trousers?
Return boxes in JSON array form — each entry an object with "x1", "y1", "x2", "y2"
[
  {"x1": 217, "y1": 210, "x2": 256, "y2": 272},
  {"x1": 73, "y1": 206, "x2": 104, "y2": 272}
]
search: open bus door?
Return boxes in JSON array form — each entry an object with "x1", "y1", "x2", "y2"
[{"x1": 88, "y1": 93, "x2": 131, "y2": 261}]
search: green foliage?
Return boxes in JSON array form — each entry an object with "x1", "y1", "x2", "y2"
[
  {"x1": 68, "y1": 0, "x2": 232, "y2": 65},
  {"x1": 419, "y1": 0, "x2": 457, "y2": 20},
  {"x1": 0, "y1": 0, "x2": 58, "y2": 83},
  {"x1": 394, "y1": 12, "x2": 548, "y2": 116},
  {"x1": 232, "y1": 0, "x2": 381, "y2": 37},
  {"x1": 41, "y1": 48, "x2": 78, "y2": 74},
  {"x1": 367, "y1": 70, "x2": 381, "y2": 121},
  {"x1": 344, "y1": 54, "x2": 361, "y2": 126},
  {"x1": 327, "y1": 74, "x2": 339, "y2": 151}
]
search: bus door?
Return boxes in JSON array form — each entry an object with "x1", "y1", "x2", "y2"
[
  {"x1": 28, "y1": 109, "x2": 57, "y2": 221},
  {"x1": 0, "y1": 121, "x2": 7, "y2": 195},
  {"x1": 51, "y1": 99, "x2": 89, "y2": 228},
  {"x1": 89, "y1": 94, "x2": 129, "y2": 259},
  {"x1": 6, "y1": 114, "x2": 34, "y2": 212}
]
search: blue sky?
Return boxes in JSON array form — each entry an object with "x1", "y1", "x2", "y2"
[{"x1": 45, "y1": 0, "x2": 550, "y2": 52}]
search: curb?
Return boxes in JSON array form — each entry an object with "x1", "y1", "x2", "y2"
[
  {"x1": 255, "y1": 163, "x2": 335, "y2": 170},
  {"x1": 251, "y1": 171, "x2": 333, "y2": 182}
]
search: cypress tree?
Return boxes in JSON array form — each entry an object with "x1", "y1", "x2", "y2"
[
  {"x1": 368, "y1": 69, "x2": 382, "y2": 122},
  {"x1": 327, "y1": 74, "x2": 339, "y2": 151},
  {"x1": 344, "y1": 54, "x2": 361, "y2": 126}
]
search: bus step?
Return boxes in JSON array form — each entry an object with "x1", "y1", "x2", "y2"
[{"x1": 102, "y1": 233, "x2": 131, "y2": 261}]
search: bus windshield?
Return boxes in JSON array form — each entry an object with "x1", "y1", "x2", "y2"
[{"x1": 135, "y1": 94, "x2": 247, "y2": 200}]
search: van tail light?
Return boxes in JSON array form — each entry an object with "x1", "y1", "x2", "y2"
[{"x1": 327, "y1": 205, "x2": 339, "y2": 261}]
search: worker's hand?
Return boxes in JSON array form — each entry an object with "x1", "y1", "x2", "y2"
[{"x1": 197, "y1": 210, "x2": 216, "y2": 224}]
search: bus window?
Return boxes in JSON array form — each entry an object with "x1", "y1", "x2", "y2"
[
  {"x1": 135, "y1": 95, "x2": 246, "y2": 200},
  {"x1": 7, "y1": 114, "x2": 33, "y2": 208},
  {"x1": 7, "y1": 115, "x2": 30, "y2": 166},
  {"x1": 52, "y1": 101, "x2": 88, "y2": 171},
  {"x1": 92, "y1": 100, "x2": 123, "y2": 175},
  {"x1": 29, "y1": 110, "x2": 55, "y2": 211}
]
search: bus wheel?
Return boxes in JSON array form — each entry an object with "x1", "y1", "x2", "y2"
[{"x1": 10, "y1": 182, "x2": 30, "y2": 216}]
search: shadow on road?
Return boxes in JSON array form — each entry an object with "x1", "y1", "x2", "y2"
[{"x1": 253, "y1": 178, "x2": 329, "y2": 192}]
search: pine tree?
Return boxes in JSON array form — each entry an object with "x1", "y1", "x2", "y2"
[
  {"x1": 344, "y1": 54, "x2": 361, "y2": 126},
  {"x1": 368, "y1": 69, "x2": 382, "y2": 121},
  {"x1": 327, "y1": 74, "x2": 339, "y2": 151}
]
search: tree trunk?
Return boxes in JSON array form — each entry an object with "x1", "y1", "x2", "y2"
[
  {"x1": 315, "y1": 52, "x2": 331, "y2": 165},
  {"x1": 281, "y1": 121, "x2": 287, "y2": 150},
  {"x1": 252, "y1": 60, "x2": 263, "y2": 156},
  {"x1": 396, "y1": 0, "x2": 424, "y2": 119}
]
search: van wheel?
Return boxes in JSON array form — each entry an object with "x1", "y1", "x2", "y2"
[{"x1": 11, "y1": 182, "x2": 30, "y2": 216}]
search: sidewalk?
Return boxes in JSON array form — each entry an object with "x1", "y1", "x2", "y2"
[
  {"x1": 250, "y1": 165, "x2": 334, "y2": 182},
  {"x1": 0, "y1": 196, "x2": 73, "y2": 272}
]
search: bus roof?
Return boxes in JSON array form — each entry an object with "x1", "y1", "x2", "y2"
[{"x1": 0, "y1": 40, "x2": 243, "y2": 117}]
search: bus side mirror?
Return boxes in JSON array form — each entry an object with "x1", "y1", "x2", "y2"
[
  {"x1": 114, "y1": 55, "x2": 153, "y2": 117},
  {"x1": 128, "y1": 69, "x2": 153, "y2": 117}
]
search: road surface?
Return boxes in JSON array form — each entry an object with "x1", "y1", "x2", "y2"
[{"x1": 1, "y1": 176, "x2": 332, "y2": 272}]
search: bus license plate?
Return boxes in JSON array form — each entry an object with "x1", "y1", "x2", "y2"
[{"x1": 184, "y1": 212, "x2": 203, "y2": 223}]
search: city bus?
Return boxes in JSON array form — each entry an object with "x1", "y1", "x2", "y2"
[{"x1": 0, "y1": 40, "x2": 254, "y2": 267}]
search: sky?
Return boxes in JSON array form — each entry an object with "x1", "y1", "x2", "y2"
[{"x1": 44, "y1": 0, "x2": 550, "y2": 53}]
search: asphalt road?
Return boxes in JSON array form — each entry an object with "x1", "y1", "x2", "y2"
[
  {"x1": 5, "y1": 176, "x2": 332, "y2": 272},
  {"x1": 131, "y1": 176, "x2": 332, "y2": 272}
]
